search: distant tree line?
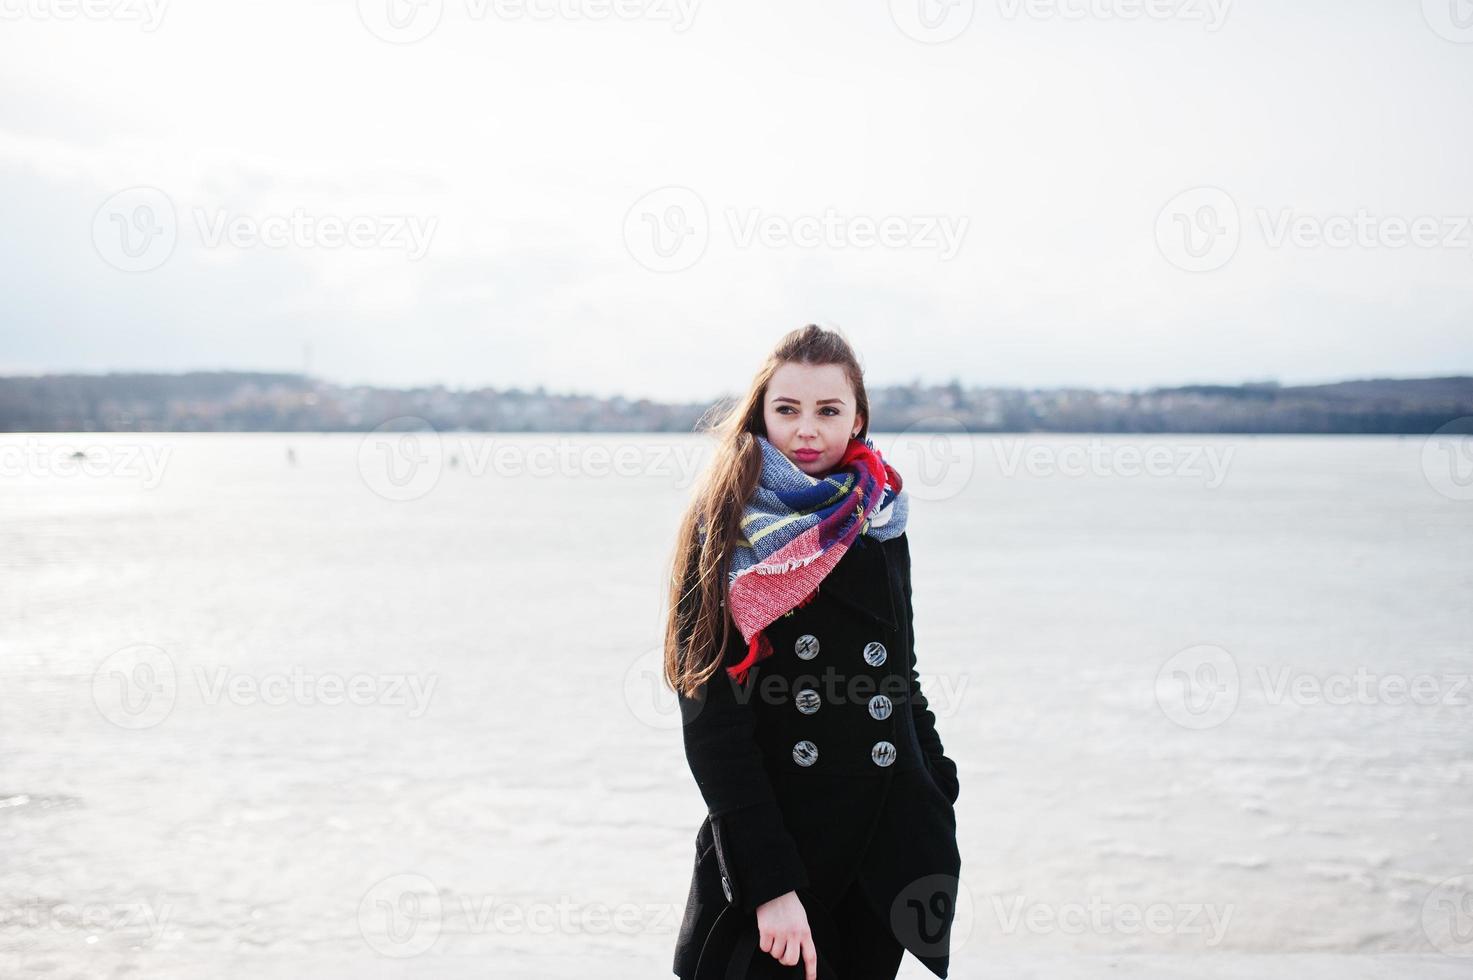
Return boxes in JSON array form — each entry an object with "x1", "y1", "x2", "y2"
[{"x1": 0, "y1": 371, "x2": 1470, "y2": 434}]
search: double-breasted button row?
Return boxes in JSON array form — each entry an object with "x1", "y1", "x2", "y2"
[
  {"x1": 792, "y1": 738, "x2": 896, "y2": 767},
  {"x1": 794, "y1": 634, "x2": 887, "y2": 667},
  {"x1": 788, "y1": 633, "x2": 899, "y2": 769},
  {"x1": 794, "y1": 690, "x2": 890, "y2": 718}
]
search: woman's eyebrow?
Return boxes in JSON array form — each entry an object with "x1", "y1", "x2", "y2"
[{"x1": 772, "y1": 396, "x2": 846, "y2": 405}]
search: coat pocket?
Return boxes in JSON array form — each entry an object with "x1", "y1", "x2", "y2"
[
  {"x1": 710, "y1": 815, "x2": 739, "y2": 908},
  {"x1": 924, "y1": 755, "x2": 960, "y2": 808},
  {"x1": 674, "y1": 829, "x2": 723, "y2": 980}
]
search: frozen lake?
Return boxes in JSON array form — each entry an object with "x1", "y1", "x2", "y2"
[{"x1": 1, "y1": 431, "x2": 1470, "y2": 978}]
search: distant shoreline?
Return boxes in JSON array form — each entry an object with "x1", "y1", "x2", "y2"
[{"x1": 2, "y1": 372, "x2": 1471, "y2": 435}]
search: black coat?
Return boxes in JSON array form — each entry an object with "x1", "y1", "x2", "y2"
[{"x1": 673, "y1": 531, "x2": 961, "y2": 979}]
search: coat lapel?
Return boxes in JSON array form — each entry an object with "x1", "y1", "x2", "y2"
[{"x1": 815, "y1": 534, "x2": 897, "y2": 629}]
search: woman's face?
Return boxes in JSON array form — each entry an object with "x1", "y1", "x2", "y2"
[{"x1": 762, "y1": 361, "x2": 864, "y2": 478}]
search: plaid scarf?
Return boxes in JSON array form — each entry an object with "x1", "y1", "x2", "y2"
[{"x1": 716, "y1": 433, "x2": 909, "y2": 685}]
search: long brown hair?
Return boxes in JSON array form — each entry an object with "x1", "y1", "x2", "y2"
[{"x1": 663, "y1": 323, "x2": 872, "y2": 700}]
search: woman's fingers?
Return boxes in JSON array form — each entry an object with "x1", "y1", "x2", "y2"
[
  {"x1": 802, "y1": 934, "x2": 818, "y2": 980},
  {"x1": 763, "y1": 930, "x2": 809, "y2": 967}
]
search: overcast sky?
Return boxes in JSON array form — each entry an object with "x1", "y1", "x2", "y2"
[{"x1": 1, "y1": 0, "x2": 1469, "y2": 401}]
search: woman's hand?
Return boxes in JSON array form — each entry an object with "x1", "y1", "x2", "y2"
[{"x1": 755, "y1": 890, "x2": 818, "y2": 979}]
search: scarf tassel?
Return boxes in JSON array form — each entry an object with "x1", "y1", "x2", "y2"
[
  {"x1": 726, "y1": 631, "x2": 771, "y2": 687},
  {"x1": 725, "y1": 586, "x2": 818, "y2": 686}
]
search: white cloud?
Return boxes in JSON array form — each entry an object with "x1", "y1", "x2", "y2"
[{"x1": 1, "y1": 0, "x2": 1470, "y2": 400}]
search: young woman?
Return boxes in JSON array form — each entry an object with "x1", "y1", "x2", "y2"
[{"x1": 665, "y1": 325, "x2": 962, "y2": 980}]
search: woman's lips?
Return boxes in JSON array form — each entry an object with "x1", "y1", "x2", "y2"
[{"x1": 793, "y1": 449, "x2": 821, "y2": 461}]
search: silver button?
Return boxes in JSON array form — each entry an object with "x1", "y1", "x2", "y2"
[
  {"x1": 863, "y1": 641, "x2": 887, "y2": 667},
  {"x1": 871, "y1": 741, "x2": 896, "y2": 767},
  {"x1": 868, "y1": 694, "x2": 893, "y2": 720},
  {"x1": 795, "y1": 634, "x2": 820, "y2": 660},
  {"x1": 795, "y1": 689, "x2": 821, "y2": 715},
  {"x1": 793, "y1": 739, "x2": 819, "y2": 767},
  {"x1": 721, "y1": 875, "x2": 733, "y2": 902}
]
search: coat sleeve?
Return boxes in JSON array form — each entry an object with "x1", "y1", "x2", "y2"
[
  {"x1": 677, "y1": 611, "x2": 811, "y2": 914},
  {"x1": 897, "y1": 533, "x2": 961, "y2": 806}
]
